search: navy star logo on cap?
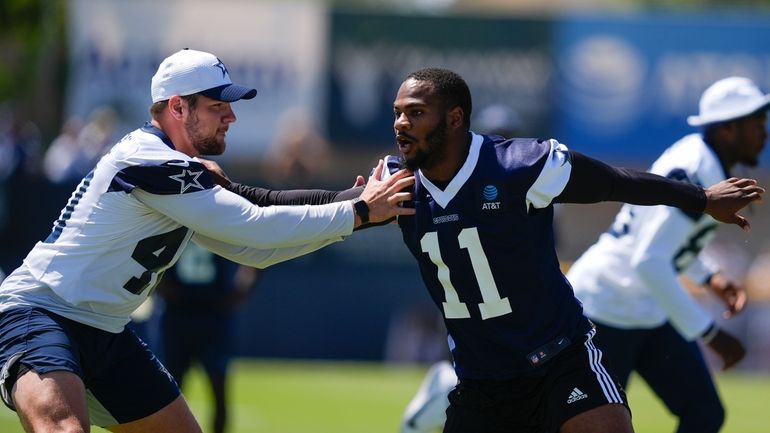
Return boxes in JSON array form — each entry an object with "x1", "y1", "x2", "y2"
[
  {"x1": 169, "y1": 169, "x2": 206, "y2": 193},
  {"x1": 214, "y1": 59, "x2": 228, "y2": 78}
]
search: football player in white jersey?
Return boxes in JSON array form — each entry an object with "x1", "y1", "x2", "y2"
[
  {"x1": 567, "y1": 77, "x2": 769, "y2": 433},
  {"x1": 0, "y1": 49, "x2": 415, "y2": 433}
]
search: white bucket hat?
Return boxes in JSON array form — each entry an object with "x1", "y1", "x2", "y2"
[
  {"x1": 151, "y1": 49, "x2": 257, "y2": 103},
  {"x1": 687, "y1": 77, "x2": 770, "y2": 127}
]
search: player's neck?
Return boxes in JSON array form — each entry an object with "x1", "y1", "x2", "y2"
[
  {"x1": 705, "y1": 138, "x2": 738, "y2": 173},
  {"x1": 421, "y1": 132, "x2": 472, "y2": 183},
  {"x1": 152, "y1": 118, "x2": 198, "y2": 157}
]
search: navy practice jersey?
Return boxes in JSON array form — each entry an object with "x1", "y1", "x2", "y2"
[{"x1": 388, "y1": 133, "x2": 593, "y2": 379}]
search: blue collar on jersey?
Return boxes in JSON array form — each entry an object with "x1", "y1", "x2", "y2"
[{"x1": 141, "y1": 121, "x2": 176, "y2": 150}]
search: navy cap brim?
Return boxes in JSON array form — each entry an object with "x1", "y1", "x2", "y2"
[{"x1": 200, "y1": 84, "x2": 257, "y2": 102}]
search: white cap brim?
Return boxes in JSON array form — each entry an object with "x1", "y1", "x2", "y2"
[{"x1": 687, "y1": 94, "x2": 770, "y2": 126}]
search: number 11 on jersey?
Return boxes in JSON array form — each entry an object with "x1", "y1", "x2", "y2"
[{"x1": 421, "y1": 227, "x2": 512, "y2": 320}]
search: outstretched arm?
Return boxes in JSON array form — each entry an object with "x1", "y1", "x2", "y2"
[
  {"x1": 227, "y1": 183, "x2": 363, "y2": 206},
  {"x1": 199, "y1": 157, "x2": 363, "y2": 205},
  {"x1": 556, "y1": 151, "x2": 763, "y2": 229},
  {"x1": 199, "y1": 158, "x2": 404, "y2": 229}
]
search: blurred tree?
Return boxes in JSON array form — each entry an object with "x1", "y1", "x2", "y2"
[{"x1": 0, "y1": 0, "x2": 67, "y2": 143}]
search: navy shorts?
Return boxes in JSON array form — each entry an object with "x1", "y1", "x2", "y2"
[
  {"x1": 444, "y1": 330, "x2": 629, "y2": 433},
  {"x1": 0, "y1": 307, "x2": 180, "y2": 427}
]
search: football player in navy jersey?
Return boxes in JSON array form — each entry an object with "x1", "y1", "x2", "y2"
[
  {"x1": 381, "y1": 68, "x2": 763, "y2": 433},
  {"x1": 0, "y1": 49, "x2": 414, "y2": 433},
  {"x1": 567, "y1": 77, "x2": 769, "y2": 433},
  {"x1": 217, "y1": 68, "x2": 764, "y2": 433}
]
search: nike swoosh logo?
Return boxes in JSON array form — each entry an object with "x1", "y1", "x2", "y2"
[{"x1": 166, "y1": 160, "x2": 190, "y2": 167}]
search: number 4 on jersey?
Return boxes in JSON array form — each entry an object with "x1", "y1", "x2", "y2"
[{"x1": 124, "y1": 227, "x2": 188, "y2": 294}]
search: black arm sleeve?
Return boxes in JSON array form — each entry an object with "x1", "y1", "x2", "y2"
[
  {"x1": 226, "y1": 183, "x2": 363, "y2": 206},
  {"x1": 555, "y1": 151, "x2": 707, "y2": 214}
]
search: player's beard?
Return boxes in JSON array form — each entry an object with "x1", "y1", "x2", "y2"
[
  {"x1": 184, "y1": 110, "x2": 226, "y2": 156},
  {"x1": 403, "y1": 117, "x2": 448, "y2": 172},
  {"x1": 741, "y1": 155, "x2": 759, "y2": 168}
]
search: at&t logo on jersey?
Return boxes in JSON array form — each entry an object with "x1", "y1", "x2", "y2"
[{"x1": 481, "y1": 184, "x2": 501, "y2": 210}]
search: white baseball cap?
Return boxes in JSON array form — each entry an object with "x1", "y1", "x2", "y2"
[
  {"x1": 151, "y1": 49, "x2": 257, "y2": 103},
  {"x1": 687, "y1": 76, "x2": 770, "y2": 127}
]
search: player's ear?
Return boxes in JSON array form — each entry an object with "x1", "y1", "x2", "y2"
[
  {"x1": 448, "y1": 105, "x2": 464, "y2": 129},
  {"x1": 168, "y1": 96, "x2": 185, "y2": 120}
]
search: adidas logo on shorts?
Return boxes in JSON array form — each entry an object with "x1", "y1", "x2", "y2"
[{"x1": 567, "y1": 387, "x2": 588, "y2": 404}]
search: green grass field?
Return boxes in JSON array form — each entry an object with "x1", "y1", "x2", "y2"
[{"x1": 0, "y1": 359, "x2": 768, "y2": 432}]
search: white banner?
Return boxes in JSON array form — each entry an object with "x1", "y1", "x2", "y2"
[{"x1": 67, "y1": 0, "x2": 327, "y2": 159}]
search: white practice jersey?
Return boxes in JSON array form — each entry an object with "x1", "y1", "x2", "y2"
[
  {"x1": 0, "y1": 123, "x2": 354, "y2": 332},
  {"x1": 567, "y1": 133, "x2": 724, "y2": 340}
]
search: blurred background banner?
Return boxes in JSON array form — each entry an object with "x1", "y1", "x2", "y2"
[
  {"x1": 552, "y1": 12, "x2": 770, "y2": 165},
  {"x1": 327, "y1": 11, "x2": 554, "y2": 147},
  {"x1": 66, "y1": 0, "x2": 327, "y2": 159},
  {"x1": 61, "y1": 2, "x2": 770, "y2": 165}
]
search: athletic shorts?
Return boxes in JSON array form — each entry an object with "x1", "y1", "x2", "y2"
[
  {"x1": 444, "y1": 330, "x2": 629, "y2": 433},
  {"x1": 0, "y1": 307, "x2": 180, "y2": 427}
]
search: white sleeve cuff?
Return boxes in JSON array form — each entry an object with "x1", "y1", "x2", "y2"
[{"x1": 526, "y1": 139, "x2": 572, "y2": 209}]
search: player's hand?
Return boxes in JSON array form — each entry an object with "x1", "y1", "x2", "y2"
[
  {"x1": 357, "y1": 159, "x2": 415, "y2": 225},
  {"x1": 703, "y1": 177, "x2": 764, "y2": 230},
  {"x1": 199, "y1": 158, "x2": 231, "y2": 188},
  {"x1": 708, "y1": 273, "x2": 748, "y2": 319},
  {"x1": 352, "y1": 175, "x2": 365, "y2": 188},
  {"x1": 707, "y1": 329, "x2": 746, "y2": 371}
]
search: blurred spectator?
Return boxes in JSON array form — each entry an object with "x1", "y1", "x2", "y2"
[
  {"x1": 0, "y1": 103, "x2": 45, "y2": 271},
  {"x1": 384, "y1": 305, "x2": 448, "y2": 364},
  {"x1": 0, "y1": 102, "x2": 43, "y2": 181},
  {"x1": 472, "y1": 103, "x2": 522, "y2": 137},
  {"x1": 261, "y1": 107, "x2": 331, "y2": 187},
  {"x1": 42, "y1": 116, "x2": 83, "y2": 184},
  {"x1": 43, "y1": 106, "x2": 117, "y2": 185},
  {"x1": 154, "y1": 242, "x2": 261, "y2": 433}
]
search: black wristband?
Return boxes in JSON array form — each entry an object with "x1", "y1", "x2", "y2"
[
  {"x1": 701, "y1": 323, "x2": 719, "y2": 344},
  {"x1": 353, "y1": 198, "x2": 370, "y2": 224}
]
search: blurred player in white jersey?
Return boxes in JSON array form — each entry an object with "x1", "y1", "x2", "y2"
[
  {"x1": 0, "y1": 49, "x2": 414, "y2": 433},
  {"x1": 567, "y1": 77, "x2": 769, "y2": 433}
]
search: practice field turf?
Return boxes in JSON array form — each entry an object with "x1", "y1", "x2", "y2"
[{"x1": 0, "y1": 360, "x2": 768, "y2": 432}]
